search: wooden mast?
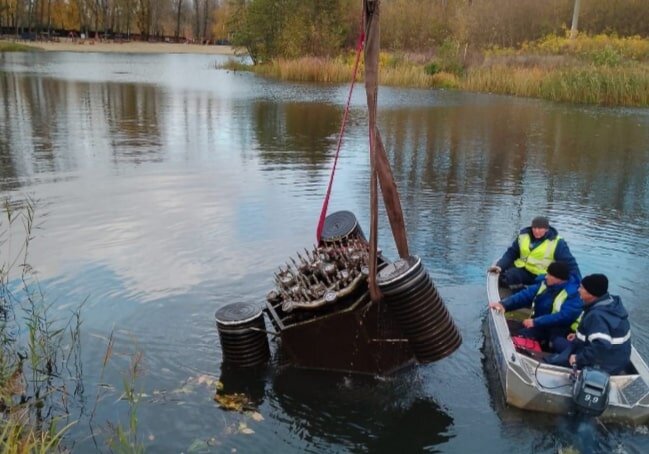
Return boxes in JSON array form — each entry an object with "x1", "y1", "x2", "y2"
[{"x1": 363, "y1": 0, "x2": 410, "y2": 302}]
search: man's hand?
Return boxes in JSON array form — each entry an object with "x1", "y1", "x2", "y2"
[
  {"x1": 522, "y1": 318, "x2": 535, "y2": 329},
  {"x1": 567, "y1": 333, "x2": 576, "y2": 341},
  {"x1": 569, "y1": 354, "x2": 577, "y2": 366},
  {"x1": 487, "y1": 265, "x2": 501, "y2": 274},
  {"x1": 489, "y1": 302, "x2": 505, "y2": 313}
]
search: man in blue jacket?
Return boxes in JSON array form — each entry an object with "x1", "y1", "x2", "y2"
[
  {"x1": 488, "y1": 216, "x2": 581, "y2": 290},
  {"x1": 489, "y1": 261, "x2": 582, "y2": 348},
  {"x1": 561, "y1": 274, "x2": 631, "y2": 375}
]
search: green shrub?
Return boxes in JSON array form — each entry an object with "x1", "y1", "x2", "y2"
[
  {"x1": 424, "y1": 62, "x2": 441, "y2": 75},
  {"x1": 589, "y1": 46, "x2": 624, "y2": 66}
]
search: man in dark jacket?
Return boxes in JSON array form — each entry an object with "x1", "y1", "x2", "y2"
[
  {"x1": 489, "y1": 261, "x2": 582, "y2": 348},
  {"x1": 488, "y1": 216, "x2": 581, "y2": 290},
  {"x1": 567, "y1": 274, "x2": 631, "y2": 374}
]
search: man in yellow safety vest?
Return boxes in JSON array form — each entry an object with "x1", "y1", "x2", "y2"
[
  {"x1": 488, "y1": 216, "x2": 581, "y2": 291},
  {"x1": 489, "y1": 261, "x2": 582, "y2": 348}
]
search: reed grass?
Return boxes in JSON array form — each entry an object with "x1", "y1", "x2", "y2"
[
  {"x1": 227, "y1": 33, "x2": 649, "y2": 106},
  {"x1": 0, "y1": 41, "x2": 41, "y2": 52},
  {"x1": 254, "y1": 56, "x2": 357, "y2": 84},
  {"x1": 105, "y1": 337, "x2": 145, "y2": 453},
  {"x1": 0, "y1": 198, "x2": 82, "y2": 452},
  {"x1": 519, "y1": 34, "x2": 649, "y2": 62},
  {"x1": 223, "y1": 54, "x2": 462, "y2": 89},
  {"x1": 464, "y1": 63, "x2": 649, "y2": 106}
]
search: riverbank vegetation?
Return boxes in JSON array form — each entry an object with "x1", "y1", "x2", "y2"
[
  {"x1": 0, "y1": 200, "x2": 78, "y2": 451},
  {"x1": 0, "y1": 40, "x2": 40, "y2": 52},
  {"x1": 221, "y1": 0, "x2": 649, "y2": 106},
  {"x1": 0, "y1": 200, "x2": 148, "y2": 452}
]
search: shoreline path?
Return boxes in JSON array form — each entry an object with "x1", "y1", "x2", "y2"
[{"x1": 14, "y1": 38, "x2": 238, "y2": 55}]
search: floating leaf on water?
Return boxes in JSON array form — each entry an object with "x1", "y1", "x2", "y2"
[
  {"x1": 216, "y1": 380, "x2": 224, "y2": 391},
  {"x1": 171, "y1": 384, "x2": 194, "y2": 395},
  {"x1": 214, "y1": 392, "x2": 251, "y2": 412},
  {"x1": 246, "y1": 411, "x2": 264, "y2": 422},
  {"x1": 238, "y1": 422, "x2": 255, "y2": 435},
  {"x1": 188, "y1": 438, "x2": 210, "y2": 453},
  {"x1": 197, "y1": 374, "x2": 218, "y2": 387}
]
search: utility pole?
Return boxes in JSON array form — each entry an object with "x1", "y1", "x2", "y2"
[{"x1": 570, "y1": 0, "x2": 581, "y2": 39}]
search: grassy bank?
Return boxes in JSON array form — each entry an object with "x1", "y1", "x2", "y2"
[
  {"x1": 221, "y1": 34, "x2": 649, "y2": 107},
  {"x1": 0, "y1": 40, "x2": 42, "y2": 52}
]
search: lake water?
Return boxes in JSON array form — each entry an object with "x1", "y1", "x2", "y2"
[{"x1": 1, "y1": 51, "x2": 648, "y2": 453}]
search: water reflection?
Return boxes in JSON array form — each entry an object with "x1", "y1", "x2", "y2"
[
  {"x1": 269, "y1": 369, "x2": 454, "y2": 452},
  {"x1": 379, "y1": 101, "x2": 649, "y2": 217},
  {"x1": 0, "y1": 52, "x2": 648, "y2": 453}
]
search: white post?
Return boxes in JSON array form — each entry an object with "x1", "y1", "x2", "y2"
[{"x1": 570, "y1": 0, "x2": 582, "y2": 39}]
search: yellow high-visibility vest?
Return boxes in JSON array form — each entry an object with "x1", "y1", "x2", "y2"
[
  {"x1": 571, "y1": 313, "x2": 582, "y2": 332},
  {"x1": 514, "y1": 234, "x2": 560, "y2": 275},
  {"x1": 531, "y1": 282, "x2": 568, "y2": 317}
]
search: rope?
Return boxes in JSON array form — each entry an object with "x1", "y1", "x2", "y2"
[{"x1": 315, "y1": 29, "x2": 366, "y2": 242}]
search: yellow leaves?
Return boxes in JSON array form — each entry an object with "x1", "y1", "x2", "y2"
[
  {"x1": 170, "y1": 374, "x2": 220, "y2": 396},
  {"x1": 213, "y1": 392, "x2": 252, "y2": 412}
]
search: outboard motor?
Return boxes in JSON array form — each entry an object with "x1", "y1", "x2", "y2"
[{"x1": 571, "y1": 366, "x2": 610, "y2": 417}]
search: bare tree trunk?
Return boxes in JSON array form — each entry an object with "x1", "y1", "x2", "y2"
[
  {"x1": 570, "y1": 0, "x2": 581, "y2": 39},
  {"x1": 47, "y1": 0, "x2": 52, "y2": 35},
  {"x1": 175, "y1": 0, "x2": 183, "y2": 42},
  {"x1": 94, "y1": 1, "x2": 99, "y2": 38},
  {"x1": 126, "y1": 0, "x2": 131, "y2": 38},
  {"x1": 194, "y1": 0, "x2": 200, "y2": 41},
  {"x1": 15, "y1": 0, "x2": 22, "y2": 35},
  {"x1": 1, "y1": 0, "x2": 6, "y2": 29},
  {"x1": 27, "y1": 0, "x2": 34, "y2": 33},
  {"x1": 38, "y1": 0, "x2": 44, "y2": 35},
  {"x1": 202, "y1": 0, "x2": 209, "y2": 43}
]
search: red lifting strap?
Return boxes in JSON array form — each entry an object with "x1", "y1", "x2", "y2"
[{"x1": 315, "y1": 29, "x2": 366, "y2": 242}]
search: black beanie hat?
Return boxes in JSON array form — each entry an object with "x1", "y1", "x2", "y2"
[
  {"x1": 581, "y1": 274, "x2": 608, "y2": 297},
  {"x1": 531, "y1": 216, "x2": 550, "y2": 229},
  {"x1": 547, "y1": 261, "x2": 570, "y2": 281}
]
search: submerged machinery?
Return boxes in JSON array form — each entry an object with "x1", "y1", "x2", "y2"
[{"x1": 215, "y1": 210, "x2": 462, "y2": 375}]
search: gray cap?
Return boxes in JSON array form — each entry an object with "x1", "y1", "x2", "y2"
[{"x1": 531, "y1": 216, "x2": 550, "y2": 229}]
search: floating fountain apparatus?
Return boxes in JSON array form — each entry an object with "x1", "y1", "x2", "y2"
[{"x1": 215, "y1": 210, "x2": 462, "y2": 375}]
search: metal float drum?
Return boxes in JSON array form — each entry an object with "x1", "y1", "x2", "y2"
[
  {"x1": 377, "y1": 256, "x2": 462, "y2": 363},
  {"x1": 320, "y1": 210, "x2": 367, "y2": 243},
  {"x1": 215, "y1": 302, "x2": 270, "y2": 367}
]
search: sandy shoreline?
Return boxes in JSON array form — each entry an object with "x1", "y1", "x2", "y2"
[{"x1": 5, "y1": 38, "x2": 239, "y2": 55}]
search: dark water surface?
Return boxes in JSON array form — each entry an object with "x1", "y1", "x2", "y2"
[{"x1": 1, "y1": 52, "x2": 649, "y2": 453}]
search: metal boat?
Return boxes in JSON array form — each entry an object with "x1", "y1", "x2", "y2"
[{"x1": 486, "y1": 270, "x2": 649, "y2": 424}]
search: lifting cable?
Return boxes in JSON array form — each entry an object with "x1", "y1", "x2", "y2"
[{"x1": 315, "y1": 28, "x2": 366, "y2": 242}]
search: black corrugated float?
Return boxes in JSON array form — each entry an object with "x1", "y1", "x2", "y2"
[
  {"x1": 377, "y1": 255, "x2": 462, "y2": 363},
  {"x1": 215, "y1": 302, "x2": 270, "y2": 367}
]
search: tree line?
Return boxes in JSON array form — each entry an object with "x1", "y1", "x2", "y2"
[
  {"x1": 2, "y1": 0, "x2": 647, "y2": 52},
  {"x1": 226, "y1": 0, "x2": 649, "y2": 64},
  {"x1": 0, "y1": 0, "x2": 222, "y2": 42}
]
